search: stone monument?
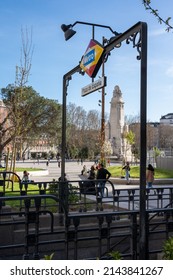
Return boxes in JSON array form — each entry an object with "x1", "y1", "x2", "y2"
[{"x1": 105, "y1": 85, "x2": 131, "y2": 160}]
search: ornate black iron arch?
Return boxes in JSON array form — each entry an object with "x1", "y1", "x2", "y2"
[{"x1": 61, "y1": 21, "x2": 147, "y2": 259}]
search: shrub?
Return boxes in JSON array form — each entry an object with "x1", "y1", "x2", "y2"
[
  {"x1": 162, "y1": 236, "x2": 173, "y2": 260},
  {"x1": 48, "y1": 180, "x2": 79, "y2": 204},
  {"x1": 108, "y1": 251, "x2": 122, "y2": 260}
]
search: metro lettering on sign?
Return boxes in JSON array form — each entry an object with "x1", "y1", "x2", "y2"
[
  {"x1": 83, "y1": 49, "x2": 95, "y2": 66},
  {"x1": 80, "y1": 39, "x2": 104, "y2": 78}
]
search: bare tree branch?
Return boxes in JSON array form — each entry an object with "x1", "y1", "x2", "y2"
[
  {"x1": 142, "y1": 0, "x2": 173, "y2": 32},
  {"x1": 16, "y1": 26, "x2": 34, "y2": 86}
]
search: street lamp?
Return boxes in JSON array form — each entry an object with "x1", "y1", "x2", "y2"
[
  {"x1": 61, "y1": 21, "x2": 120, "y2": 167},
  {"x1": 61, "y1": 21, "x2": 119, "y2": 41}
]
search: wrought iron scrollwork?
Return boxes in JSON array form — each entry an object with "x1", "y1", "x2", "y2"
[{"x1": 126, "y1": 31, "x2": 141, "y2": 60}]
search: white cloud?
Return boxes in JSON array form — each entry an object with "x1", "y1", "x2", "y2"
[
  {"x1": 149, "y1": 28, "x2": 166, "y2": 37},
  {"x1": 166, "y1": 66, "x2": 173, "y2": 77}
]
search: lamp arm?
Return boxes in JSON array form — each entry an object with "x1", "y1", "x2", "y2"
[{"x1": 71, "y1": 21, "x2": 119, "y2": 36}]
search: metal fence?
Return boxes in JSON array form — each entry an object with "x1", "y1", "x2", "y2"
[
  {"x1": 1, "y1": 171, "x2": 173, "y2": 213},
  {"x1": 0, "y1": 171, "x2": 173, "y2": 260}
]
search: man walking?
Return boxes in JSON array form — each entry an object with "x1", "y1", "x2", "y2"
[{"x1": 96, "y1": 163, "x2": 111, "y2": 197}]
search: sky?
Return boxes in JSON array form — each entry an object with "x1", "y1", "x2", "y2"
[{"x1": 1, "y1": 0, "x2": 173, "y2": 122}]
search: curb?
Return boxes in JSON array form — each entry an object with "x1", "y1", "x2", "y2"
[{"x1": 111, "y1": 177, "x2": 173, "y2": 185}]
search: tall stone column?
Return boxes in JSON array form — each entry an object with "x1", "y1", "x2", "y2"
[{"x1": 109, "y1": 85, "x2": 124, "y2": 158}]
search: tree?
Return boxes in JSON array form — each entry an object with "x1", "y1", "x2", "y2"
[
  {"x1": 66, "y1": 103, "x2": 101, "y2": 159},
  {"x1": 153, "y1": 146, "x2": 161, "y2": 162},
  {"x1": 0, "y1": 85, "x2": 61, "y2": 157},
  {"x1": 142, "y1": 0, "x2": 173, "y2": 32},
  {"x1": 0, "y1": 27, "x2": 34, "y2": 161},
  {"x1": 101, "y1": 140, "x2": 113, "y2": 158},
  {"x1": 126, "y1": 116, "x2": 140, "y2": 161},
  {"x1": 0, "y1": 26, "x2": 63, "y2": 159},
  {"x1": 159, "y1": 124, "x2": 173, "y2": 149},
  {"x1": 122, "y1": 130, "x2": 135, "y2": 161},
  {"x1": 16, "y1": 26, "x2": 34, "y2": 87}
]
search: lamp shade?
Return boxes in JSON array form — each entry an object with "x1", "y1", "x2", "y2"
[
  {"x1": 61, "y1": 24, "x2": 69, "y2": 32},
  {"x1": 64, "y1": 29, "x2": 76, "y2": 41}
]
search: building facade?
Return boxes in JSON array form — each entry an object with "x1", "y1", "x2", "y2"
[{"x1": 160, "y1": 113, "x2": 173, "y2": 125}]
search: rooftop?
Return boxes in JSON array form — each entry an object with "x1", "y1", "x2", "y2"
[{"x1": 160, "y1": 113, "x2": 173, "y2": 120}]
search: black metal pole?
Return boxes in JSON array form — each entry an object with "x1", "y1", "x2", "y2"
[
  {"x1": 101, "y1": 37, "x2": 105, "y2": 163},
  {"x1": 139, "y1": 22, "x2": 148, "y2": 259},
  {"x1": 60, "y1": 65, "x2": 81, "y2": 213},
  {"x1": 61, "y1": 65, "x2": 81, "y2": 182},
  {"x1": 61, "y1": 76, "x2": 67, "y2": 182}
]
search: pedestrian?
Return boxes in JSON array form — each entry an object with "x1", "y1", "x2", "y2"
[
  {"x1": 146, "y1": 164, "x2": 155, "y2": 188},
  {"x1": 81, "y1": 165, "x2": 87, "y2": 175},
  {"x1": 88, "y1": 165, "x2": 96, "y2": 180},
  {"x1": 122, "y1": 161, "x2": 131, "y2": 184},
  {"x1": 96, "y1": 163, "x2": 111, "y2": 197},
  {"x1": 22, "y1": 170, "x2": 30, "y2": 182},
  {"x1": 58, "y1": 173, "x2": 67, "y2": 181},
  {"x1": 21, "y1": 170, "x2": 34, "y2": 183},
  {"x1": 82, "y1": 165, "x2": 96, "y2": 194}
]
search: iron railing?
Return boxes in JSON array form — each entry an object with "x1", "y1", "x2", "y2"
[
  {"x1": 1, "y1": 171, "x2": 173, "y2": 213},
  {"x1": 0, "y1": 176, "x2": 173, "y2": 259},
  {"x1": 0, "y1": 194, "x2": 173, "y2": 260}
]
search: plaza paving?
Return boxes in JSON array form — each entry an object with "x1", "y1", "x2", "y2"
[
  {"x1": 15, "y1": 159, "x2": 96, "y2": 182},
  {"x1": 15, "y1": 159, "x2": 173, "y2": 188},
  {"x1": 14, "y1": 158, "x2": 173, "y2": 193},
  {"x1": 14, "y1": 159, "x2": 173, "y2": 210}
]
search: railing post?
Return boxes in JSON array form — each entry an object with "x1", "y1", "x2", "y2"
[{"x1": 130, "y1": 212, "x2": 138, "y2": 259}]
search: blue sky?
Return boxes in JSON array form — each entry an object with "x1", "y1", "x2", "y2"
[{"x1": 1, "y1": 0, "x2": 173, "y2": 122}]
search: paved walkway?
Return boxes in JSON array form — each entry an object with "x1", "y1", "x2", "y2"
[
  {"x1": 14, "y1": 160, "x2": 173, "y2": 210},
  {"x1": 15, "y1": 159, "x2": 173, "y2": 189},
  {"x1": 15, "y1": 159, "x2": 94, "y2": 182}
]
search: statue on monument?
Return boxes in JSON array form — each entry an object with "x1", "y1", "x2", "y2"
[{"x1": 113, "y1": 85, "x2": 122, "y2": 98}]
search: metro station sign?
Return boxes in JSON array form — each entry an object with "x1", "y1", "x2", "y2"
[
  {"x1": 80, "y1": 39, "x2": 104, "y2": 78},
  {"x1": 81, "y1": 76, "x2": 107, "y2": 96}
]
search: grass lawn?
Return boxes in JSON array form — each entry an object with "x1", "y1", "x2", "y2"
[
  {"x1": 0, "y1": 167, "x2": 42, "y2": 172},
  {"x1": 107, "y1": 165, "x2": 173, "y2": 179},
  {"x1": 0, "y1": 180, "x2": 60, "y2": 211}
]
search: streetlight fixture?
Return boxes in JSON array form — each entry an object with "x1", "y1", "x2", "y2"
[
  {"x1": 61, "y1": 21, "x2": 120, "y2": 41},
  {"x1": 61, "y1": 21, "x2": 120, "y2": 166}
]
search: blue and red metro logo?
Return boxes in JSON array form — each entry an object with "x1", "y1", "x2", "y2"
[
  {"x1": 80, "y1": 39, "x2": 104, "y2": 78},
  {"x1": 82, "y1": 49, "x2": 95, "y2": 66}
]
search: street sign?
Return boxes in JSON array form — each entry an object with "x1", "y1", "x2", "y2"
[
  {"x1": 80, "y1": 39, "x2": 104, "y2": 78},
  {"x1": 81, "y1": 76, "x2": 107, "y2": 96}
]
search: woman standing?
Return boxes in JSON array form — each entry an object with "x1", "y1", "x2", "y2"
[
  {"x1": 122, "y1": 161, "x2": 130, "y2": 184},
  {"x1": 146, "y1": 164, "x2": 155, "y2": 188}
]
